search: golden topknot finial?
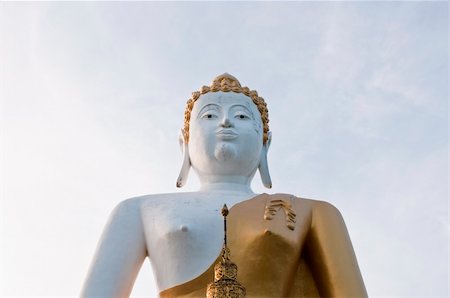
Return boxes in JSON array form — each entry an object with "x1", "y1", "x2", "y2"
[
  {"x1": 206, "y1": 204, "x2": 246, "y2": 298},
  {"x1": 221, "y1": 204, "x2": 229, "y2": 217},
  {"x1": 183, "y1": 73, "x2": 270, "y2": 144}
]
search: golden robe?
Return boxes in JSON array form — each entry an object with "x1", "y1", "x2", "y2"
[{"x1": 160, "y1": 194, "x2": 367, "y2": 298}]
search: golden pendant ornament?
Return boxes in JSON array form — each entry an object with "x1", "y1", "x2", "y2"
[{"x1": 206, "y1": 204, "x2": 246, "y2": 298}]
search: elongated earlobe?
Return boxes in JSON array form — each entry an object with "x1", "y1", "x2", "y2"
[
  {"x1": 176, "y1": 130, "x2": 191, "y2": 188},
  {"x1": 259, "y1": 132, "x2": 272, "y2": 188}
]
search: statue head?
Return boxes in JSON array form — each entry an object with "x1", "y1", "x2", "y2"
[
  {"x1": 177, "y1": 73, "x2": 272, "y2": 189},
  {"x1": 183, "y1": 73, "x2": 270, "y2": 145}
]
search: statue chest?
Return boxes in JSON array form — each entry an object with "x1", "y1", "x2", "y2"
[
  {"x1": 142, "y1": 200, "x2": 224, "y2": 250},
  {"x1": 140, "y1": 194, "x2": 312, "y2": 292},
  {"x1": 140, "y1": 198, "x2": 227, "y2": 290}
]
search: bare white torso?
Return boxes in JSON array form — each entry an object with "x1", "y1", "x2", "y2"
[{"x1": 140, "y1": 190, "x2": 258, "y2": 291}]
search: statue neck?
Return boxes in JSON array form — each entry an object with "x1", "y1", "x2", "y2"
[{"x1": 198, "y1": 175, "x2": 254, "y2": 194}]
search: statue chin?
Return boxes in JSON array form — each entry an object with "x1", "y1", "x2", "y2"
[{"x1": 214, "y1": 143, "x2": 237, "y2": 162}]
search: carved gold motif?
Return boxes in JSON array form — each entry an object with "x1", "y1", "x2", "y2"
[
  {"x1": 206, "y1": 204, "x2": 246, "y2": 298},
  {"x1": 264, "y1": 197, "x2": 297, "y2": 230},
  {"x1": 183, "y1": 73, "x2": 270, "y2": 144}
]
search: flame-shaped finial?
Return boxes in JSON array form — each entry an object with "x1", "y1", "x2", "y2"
[{"x1": 206, "y1": 204, "x2": 246, "y2": 297}]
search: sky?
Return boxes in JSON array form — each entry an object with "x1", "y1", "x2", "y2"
[{"x1": 1, "y1": 2, "x2": 448, "y2": 297}]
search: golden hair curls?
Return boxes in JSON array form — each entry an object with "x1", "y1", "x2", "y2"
[{"x1": 183, "y1": 73, "x2": 270, "y2": 144}]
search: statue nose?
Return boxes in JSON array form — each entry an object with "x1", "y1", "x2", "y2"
[{"x1": 220, "y1": 116, "x2": 232, "y2": 128}]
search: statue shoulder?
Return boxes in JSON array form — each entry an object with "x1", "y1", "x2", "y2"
[
  {"x1": 286, "y1": 195, "x2": 342, "y2": 220},
  {"x1": 107, "y1": 194, "x2": 163, "y2": 219},
  {"x1": 299, "y1": 198, "x2": 345, "y2": 227},
  {"x1": 310, "y1": 199, "x2": 341, "y2": 214},
  {"x1": 104, "y1": 196, "x2": 150, "y2": 228},
  {"x1": 116, "y1": 192, "x2": 196, "y2": 214},
  {"x1": 271, "y1": 194, "x2": 334, "y2": 207}
]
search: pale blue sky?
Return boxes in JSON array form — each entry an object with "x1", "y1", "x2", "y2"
[{"x1": 1, "y1": 2, "x2": 448, "y2": 297}]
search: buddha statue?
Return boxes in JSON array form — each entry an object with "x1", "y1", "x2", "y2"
[{"x1": 81, "y1": 74, "x2": 368, "y2": 298}]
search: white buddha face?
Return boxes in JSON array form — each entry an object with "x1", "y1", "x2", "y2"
[{"x1": 188, "y1": 91, "x2": 264, "y2": 178}]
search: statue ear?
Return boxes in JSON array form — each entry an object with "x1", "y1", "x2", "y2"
[
  {"x1": 176, "y1": 129, "x2": 191, "y2": 188},
  {"x1": 258, "y1": 131, "x2": 272, "y2": 189}
]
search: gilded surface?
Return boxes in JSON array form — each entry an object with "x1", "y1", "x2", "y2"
[
  {"x1": 207, "y1": 205, "x2": 245, "y2": 298},
  {"x1": 264, "y1": 197, "x2": 297, "y2": 230},
  {"x1": 160, "y1": 194, "x2": 367, "y2": 298}
]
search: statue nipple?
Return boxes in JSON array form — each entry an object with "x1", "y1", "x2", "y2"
[{"x1": 206, "y1": 204, "x2": 246, "y2": 298}]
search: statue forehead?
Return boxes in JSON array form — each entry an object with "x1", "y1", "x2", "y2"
[{"x1": 192, "y1": 91, "x2": 260, "y2": 113}]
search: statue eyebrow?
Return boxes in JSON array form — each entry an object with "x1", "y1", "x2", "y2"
[
  {"x1": 230, "y1": 104, "x2": 254, "y2": 117},
  {"x1": 230, "y1": 104, "x2": 252, "y2": 112},
  {"x1": 197, "y1": 103, "x2": 220, "y2": 117}
]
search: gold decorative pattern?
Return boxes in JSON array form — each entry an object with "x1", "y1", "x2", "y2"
[
  {"x1": 206, "y1": 204, "x2": 246, "y2": 298},
  {"x1": 264, "y1": 197, "x2": 297, "y2": 230},
  {"x1": 183, "y1": 73, "x2": 270, "y2": 144}
]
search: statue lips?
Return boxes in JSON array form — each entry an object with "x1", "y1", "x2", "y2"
[{"x1": 216, "y1": 129, "x2": 238, "y2": 140}]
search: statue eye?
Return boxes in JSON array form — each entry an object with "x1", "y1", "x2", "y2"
[
  {"x1": 201, "y1": 112, "x2": 218, "y2": 119},
  {"x1": 236, "y1": 113, "x2": 250, "y2": 120}
]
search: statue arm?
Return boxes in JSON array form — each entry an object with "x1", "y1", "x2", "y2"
[
  {"x1": 81, "y1": 199, "x2": 147, "y2": 298},
  {"x1": 305, "y1": 201, "x2": 367, "y2": 297}
]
